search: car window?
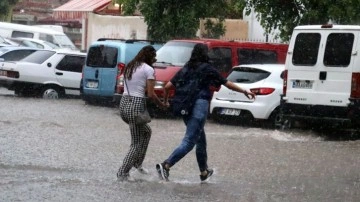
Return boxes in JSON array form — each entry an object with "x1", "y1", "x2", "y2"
[
  {"x1": 208, "y1": 47, "x2": 232, "y2": 73},
  {"x1": 21, "y1": 40, "x2": 45, "y2": 49},
  {"x1": 227, "y1": 67, "x2": 271, "y2": 83},
  {"x1": 0, "y1": 50, "x2": 37, "y2": 61},
  {"x1": 292, "y1": 33, "x2": 321, "y2": 66},
  {"x1": 12, "y1": 31, "x2": 34, "y2": 38},
  {"x1": 86, "y1": 46, "x2": 118, "y2": 68},
  {"x1": 21, "y1": 50, "x2": 56, "y2": 64},
  {"x1": 324, "y1": 33, "x2": 354, "y2": 67},
  {"x1": 56, "y1": 55, "x2": 85, "y2": 73},
  {"x1": 238, "y1": 48, "x2": 278, "y2": 64}
]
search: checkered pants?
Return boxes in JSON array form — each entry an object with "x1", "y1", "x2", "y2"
[{"x1": 117, "y1": 95, "x2": 152, "y2": 177}]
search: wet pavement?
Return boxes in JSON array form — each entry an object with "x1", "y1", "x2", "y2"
[{"x1": 0, "y1": 88, "x2": 360, "y2": 202}]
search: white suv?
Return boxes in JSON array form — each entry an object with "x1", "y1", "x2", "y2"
[{"x1": 0, "y1": 49, "x2": 86, "y2": 98}]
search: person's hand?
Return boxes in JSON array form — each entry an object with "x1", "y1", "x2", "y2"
[
  {"x1": 158, "y1": 101, "x2": 170, "y2": 110},
  {"x1": 244, "y1": 90, "x2": 256, "y2": 100}
]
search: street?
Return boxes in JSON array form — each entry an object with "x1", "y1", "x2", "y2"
[{"x1": 0, "y1": 89, "x2": 360, "y2": 202}]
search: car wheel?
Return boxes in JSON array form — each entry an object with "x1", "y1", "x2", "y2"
[{"x1": 41, "y1": 85, "x2": 63, "y2": 99}]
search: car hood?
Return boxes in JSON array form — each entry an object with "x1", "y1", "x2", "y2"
[{"x1": 153, "y1": 64, "x2": 182, "y2": 82}]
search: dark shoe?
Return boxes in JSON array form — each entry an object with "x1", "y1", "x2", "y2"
[
  {"x1": 156, "y1": 163, "x2": 169, "y2": 181},
  {"x1": 200, "y1": 169, "x2": 213, "y2": 182}
]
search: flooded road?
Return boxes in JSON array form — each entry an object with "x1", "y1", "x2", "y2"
[{"x1": 0, "y1": 88, "x2": 360, "y2": 202}]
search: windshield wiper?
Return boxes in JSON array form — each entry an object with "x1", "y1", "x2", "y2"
[
  {"x1": 235, "y1": 78, "x2": 250, "y2": 82},
  {"x1": 155, "y1": 61, "x2": 174, "y2": 66}
]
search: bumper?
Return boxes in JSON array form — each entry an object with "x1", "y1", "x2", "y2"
[
  {"x1": 210, "y1": 98, "x2": 277, "y2": 119},
  {"x1": 280, "y1": 98, "x2": 360, "y2": 125}
]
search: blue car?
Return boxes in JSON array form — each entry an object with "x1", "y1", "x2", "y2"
[{"x1": 81, "y1": 38, "x2": 163, "y2": 105}]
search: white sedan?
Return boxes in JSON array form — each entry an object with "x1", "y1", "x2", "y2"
[
  {"x1": 210, "y1": 64, "x2": 285, "y2": 127},
  {"x1": 0, "y1": 49, "x2": 86, "y2": 99}
]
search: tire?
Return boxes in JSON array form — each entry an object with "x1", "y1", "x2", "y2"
[
  {"x1": 274, "y1": 112, "x2": 292, "y2": 130},
  {"x1": 41, "y1": 85, "x2": 63, "y2": 99}
]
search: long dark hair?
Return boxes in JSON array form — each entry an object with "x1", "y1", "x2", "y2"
[
  {"x1": 186, "y1": 43, "x2": 209, "y2": 69},
  {"x1": 124, "y1": 45, "x2": 156, "y2": 79}
]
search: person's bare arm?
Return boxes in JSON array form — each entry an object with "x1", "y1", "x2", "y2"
[
  {"x1": 163, "y1": 81, "x2": 174, "y2": 103},
  {"x1": 146, "y1": 79, "x2": 166, "y2": 108},
  {"x1": 224, "y1": 81, "x2": 256, "y2": 99}
]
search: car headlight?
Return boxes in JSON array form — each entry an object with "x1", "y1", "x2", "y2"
[{"x1": 154, "y1": 81, "x2": 165, "y2": 89}]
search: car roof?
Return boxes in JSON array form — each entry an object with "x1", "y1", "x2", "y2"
[
  {"x1": 91, "y1": 39, "x2": 164, "y2": 46},
  {"x1": 54, "y1": 49, "x2": 86, "y2": 56},
  {"x1": 171, "y1": 38, "x2": 287, "y2": 47},
  {"x1": 233, "y1": 64, "x2": 285, "y2": 73},
  {"x1": 0, "y1": 46, "x2": 40, "y2": 53}
]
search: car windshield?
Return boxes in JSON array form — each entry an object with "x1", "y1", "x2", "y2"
[
  {"x1": 155, "y1": 41, "x2": 195, "y2": 66},
  {"x1": 20, "y1": 50, "x2": 56, "y2": 64},
  {"x1": 53, "y1": 35, "x2": 77, "y2": 50},
  {"x1": 227, "y1": 67, "x2": 270, "y2": 83}
]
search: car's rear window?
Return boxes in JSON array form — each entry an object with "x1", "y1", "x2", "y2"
[
  {"x1": 292, "y1": 33, "x2": 321, "y2": 66},
  {"x1": 0, "y1": 49, "x2": 36, "y2": 61},
  {"x1": 21, "y1": 50, "x2": 56, "y2": 64},
  {"x1": 86, "y1": 45, "x2": 118, "y2": 68},
  {"x1": 324, "y1": 33, "x2": 354, "y2": 67},
  {"x1": 227, "y1": 67, "x2": 270, "y2": 83}
]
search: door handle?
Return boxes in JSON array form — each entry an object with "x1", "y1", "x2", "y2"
[
  {"x1": 55, "y1": 72, "x2": 63, "y2": 76},
  {"x1": 95, "y1": 70, "x2": 98, "y2": 78},
  {"x1": 319, "y1": 71, "x2": 327, "y2": 80}
]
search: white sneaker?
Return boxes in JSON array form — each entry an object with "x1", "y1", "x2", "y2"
[
  {"x1": 137, "y1": 166, "x2": 149, "y2": 174},
  {"x1": 117, "y1": 172, "x2": 136, "y2": 182}
]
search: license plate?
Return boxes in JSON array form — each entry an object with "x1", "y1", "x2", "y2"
[
  {"x1": 0, "y1": 70, "x2": 6, "y2": 76},
  {"x1": 220, "y1": 108, "x2": 241, "y2": 116},
  {"x1": 86, "y1": 81, "x2": 98, "y2": 88},
  {"x1": 292, "y1": 80, "x2": 313, "y2": 89}
]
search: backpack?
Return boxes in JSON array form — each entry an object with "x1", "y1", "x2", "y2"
[{"x1": 170, "y1": 63, "x2": 208, "y2": 117}]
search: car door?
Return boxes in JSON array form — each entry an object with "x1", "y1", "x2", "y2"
[
  {"x1": 286, "y1": 31, "x2": 356, "y2": 107},
  {"x1": 54, "y1": 54, "x2": 85, "y2": 95},
  {"x1": 82, "y1": 44, "x2": 118, "y2": 96}
]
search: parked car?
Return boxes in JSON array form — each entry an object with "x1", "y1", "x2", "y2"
[
  {"x1": 0, "y1": 46, "x2": 39, "y2": 61},
  {"x1": 0, "y1": 22, "x2": 78, "y2": 50},
  {"x1": 82, "y1": 38, "x2": 163, "y2": 105},
  {"x1": 210, "y1": 64, "x2": 285, "y2": 127},
  {"x1": 0, "y1": 49, "x2": 86, "y2": 98},
  {"x1": 279, "y1": 24, "x2": 360, "y2": 129},
  {"x1": 8, "y1": 37, "x2": 60, "y2": 49}
]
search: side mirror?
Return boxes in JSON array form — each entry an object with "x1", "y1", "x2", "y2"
[{"x1": 47, "y1": 63, "x2": 52, "y2": 67}]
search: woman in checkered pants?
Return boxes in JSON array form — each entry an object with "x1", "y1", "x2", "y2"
[{"x1": 117, "y1": 45, "x2": 167, "y2": 181}]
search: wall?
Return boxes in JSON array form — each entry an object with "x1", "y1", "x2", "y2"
[{"x1": 85, "y1": 13, "x2": 148, "y2": 50}]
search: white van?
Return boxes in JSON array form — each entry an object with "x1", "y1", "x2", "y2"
[
  {"x1": 0, "y1": 22, "x2": 77, "y2": 50},
  {"x1": 279, "y1": 24, "x2": 360, "y2": 129}
]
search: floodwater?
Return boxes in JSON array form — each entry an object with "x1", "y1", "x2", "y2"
[{"x1": 0, "y1": 88, "x2": 360, "y2": 202}]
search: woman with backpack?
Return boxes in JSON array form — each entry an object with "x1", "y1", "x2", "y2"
[{"x1": 156, "y1": 43, "x2": 256, "y2": 182}]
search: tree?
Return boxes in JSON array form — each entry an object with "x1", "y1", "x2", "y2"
[
  {"x1": 117, "y1": 0, "x2": 235, "y2": 41},
  {"x1": 0, "y1": 0, "x2": 19, "y2": 21},
  {"x1": 245, "y1": 0, "x2": 360, "y2": 42}
]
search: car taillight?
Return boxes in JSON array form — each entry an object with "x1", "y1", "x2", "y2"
[
  {"x1": 7, "y1": 71, "x2": 19, "y2": 78},
  {"x1": 351, "y1": 73, "x2": 360, "y2": 98},
  {"x1": 116, "y1": 63, "x2": 126, "y2": 87},
  {"x1": 117, "y1": 63, "x2": 125, "y2": 74},
  {"x1": 282, "y1": 70, "x2": 288, "y2": 96},
  {"x1": 250, "y1": 87, "x2": 275, "y2": 95}
]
